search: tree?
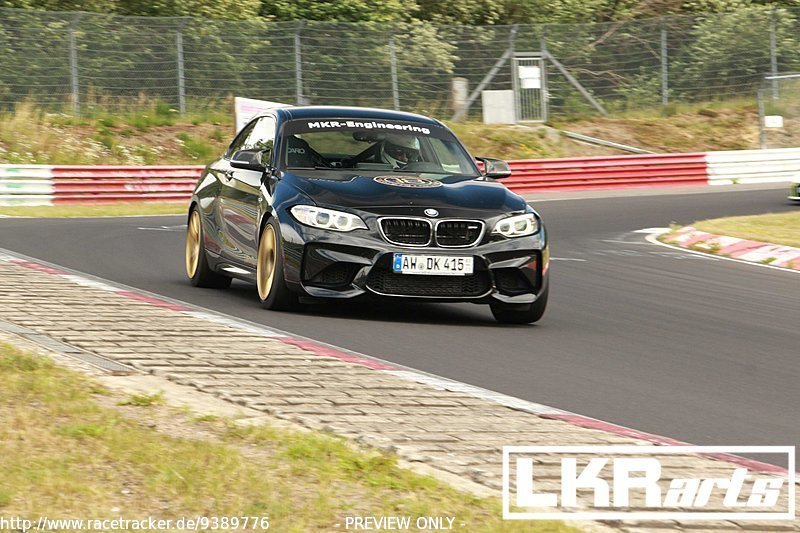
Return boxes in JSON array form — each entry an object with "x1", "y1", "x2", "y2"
[
  {"x1": 0, "y1": 0, "x2": 262, "y2": 19},
  {"x1": 259, "y1": 0, "x2": 412, "y2": 23}
]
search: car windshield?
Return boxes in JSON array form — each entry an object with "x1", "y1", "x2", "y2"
[{"x1": 281, "y1": 119, "x2": 479, "y2": 177}]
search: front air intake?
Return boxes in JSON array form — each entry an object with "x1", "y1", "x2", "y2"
[
  {"x1": 435, "y1": 220, "x2": 484, "y2": 247},
  {"x1": 379, "y1": 218, "x2": 432, "y2": 246}
]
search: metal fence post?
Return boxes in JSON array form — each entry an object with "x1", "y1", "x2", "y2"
[
  {"x1": 770, "y1": 6, "x2": 778, "y2": 99},
  {"x1": 660, "y1": 27, "x2": 668, "y2": 106},
  {"x1": 176, "y1": 18, "x2": 188, "y2": 115},
  {"x1": 451, "y1": 25, "x2": 518, "y2": 121},
  {"x1": 389, "y1": 34, "x2": 400, "y2": 110},
  {"x1": 540, "y1": 24, "x2": 547, "y2": 55},
  {"x1": 540, "y1": 26, "x2": 549, "y2": 122},
  {"x1": 294, "y1": 21, "x2": 305, "y2": 105},
  {"x1": 68, "y1": 13, "x2": 83, "y2": 117},
  {"x1": 544, "y1": 50, "x2": 608, "y2": 116},
  {"x1": 757, "y1": 88, "x2": 766, "y2": 149}
]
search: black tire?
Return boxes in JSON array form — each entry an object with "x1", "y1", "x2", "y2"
[
  {"x1": 256, "y1": 219, "x2": 300, "y2": 310},
  {"x1": 185, "y1": 208, "x2": 232, "y2": 289},
  {"x1": 490, "y1": 286, "x2": 548, "y2": 324}
]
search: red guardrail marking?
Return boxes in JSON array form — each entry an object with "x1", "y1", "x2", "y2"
[
  {"x1": 44, "y1": 153, "x2": 711, "y2": 202},
  {"x1": 505, "y1": 154, "x2": 708, "y2": 192}
]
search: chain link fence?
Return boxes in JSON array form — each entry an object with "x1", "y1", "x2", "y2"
[
  {"x1": 758, "y1": 74, "x2": 800, "y2": 149},
  {"x1": 2, "y1": 6, "x2": 800, "y2": 119}
]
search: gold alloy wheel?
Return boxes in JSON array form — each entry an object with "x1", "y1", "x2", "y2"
[
  {"x1": 257, "y1": 224, "x2": 277, "y2": 301},
  {"x1": 185, "y1": 210, "x2": 201, "y2": 279}
]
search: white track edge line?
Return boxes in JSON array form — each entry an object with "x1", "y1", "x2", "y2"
[
  {"x1": 2, "y1": 245, "x2": 794, "y2": 475},
  {"x1": 0, "y1": 246, "x2": 576, "y2": 418},
  {"x1": 645, "y1": 232, "x2": 800, "y2": 274}
]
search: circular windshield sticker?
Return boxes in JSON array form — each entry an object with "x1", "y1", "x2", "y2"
[{"x1": 373, "y1": 176, "x2": 442, "y2": 188}]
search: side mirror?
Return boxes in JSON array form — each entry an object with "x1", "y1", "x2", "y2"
[
  {"x1": 476, "y1": 157, "x2": 512, "y2": 179},
  {"x1": 231, "y1": 149, "x2": 268, "y2": 172}
]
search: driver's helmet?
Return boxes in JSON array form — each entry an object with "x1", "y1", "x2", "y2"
[{"x1": 380, "y1": 134, "x2": 420, "y2": 168}]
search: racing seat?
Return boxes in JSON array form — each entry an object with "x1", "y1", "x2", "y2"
[{"x1": 285, "y1": 135, "x2": 328, "y2": 168}]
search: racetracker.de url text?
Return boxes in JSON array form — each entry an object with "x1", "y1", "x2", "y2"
[{"x1": 0, "y1": 515, "x2": 270, "y2": 531}]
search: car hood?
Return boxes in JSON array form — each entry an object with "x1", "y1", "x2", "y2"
[{"x1": 282, "y1": 171, "x2": 527, "y2": 215}]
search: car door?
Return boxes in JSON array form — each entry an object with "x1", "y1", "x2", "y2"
[
  {"x1": 223, "y1": 116, "x2": 277, "y2": 267},
  {"x1": 210, "y1": 120, "x2": 257, "y2": 262}
]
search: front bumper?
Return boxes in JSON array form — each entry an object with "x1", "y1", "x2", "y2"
[
  {"x1": 279, "y1": 218, "x2": 549, "y2": 305},
  {"x1": 789, "y1": 183, "x2": 800, "y2": 201}
]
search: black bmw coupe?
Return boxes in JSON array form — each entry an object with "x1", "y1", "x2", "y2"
[{"x1": 185, "y1": 106, "x2": 549, "y2": 323}]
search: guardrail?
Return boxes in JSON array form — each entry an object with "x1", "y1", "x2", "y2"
[
  {"x1": 52, "y1": 166, "x2": 200, "y2": 204},
  {"x1": 0, "y1": 165, "x2": 56, "y2": 206},
  {"x1": 504, "y1": 153, "x2": 709, "y2": 193},
  {"x1": 706, "y1": 148, "x2": 800, "y2": 185},
  {"x1": 1, "y1": 148, "x2": 798, "y2": 206},
  {"x1": 0, "y1": 165, "x2": 201, "y2": 206}
]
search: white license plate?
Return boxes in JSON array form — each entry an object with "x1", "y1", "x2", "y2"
[{"x1": 392, "y1": 254, "x2": 473, "y2": 276}]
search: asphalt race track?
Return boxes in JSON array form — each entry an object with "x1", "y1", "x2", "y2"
[{"x1": 2, "y1": 186, "x2": 798, "y2": 465}]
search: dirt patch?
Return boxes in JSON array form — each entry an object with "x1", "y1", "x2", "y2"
[{"x1": 555, "y1": 106, "x2": 763, "y2": 153}]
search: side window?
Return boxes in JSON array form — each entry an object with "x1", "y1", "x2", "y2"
[
  {"x1": 226, "y1": 120, "x2": 257, "y2": 158},
  {"x1": 431, "y1": 139, "x2": 469, "y2": 173},
  {"x1": 244, "y1": 117, "x2": 277, "y2": 165}
]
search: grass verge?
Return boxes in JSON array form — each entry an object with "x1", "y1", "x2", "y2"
[
  {"x1": 550, "y1": 98, "x2": 766, "y2": 153},
  {"x1": 5, "y1": 98, "x2": 772, "y2": 168},
  {"x1": 0, "y1": 342, "x2": 578, "y2": 532},
  {"x1": 0, "y1": 202, "x2": 186, "y2": 218},
  {"x1": 0, "y1": 102, "x2": 232, "y2": 165},
  {"x1": 691, "y1": 211, "x2": 800, "y2": 248}
]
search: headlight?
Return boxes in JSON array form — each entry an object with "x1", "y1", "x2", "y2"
[
  {"x1": 290, "y1": 205, "x2": 367, "y2": 232},
  {"x1": 492, "y1": 213, "x2": 539, "y2": 238}
]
